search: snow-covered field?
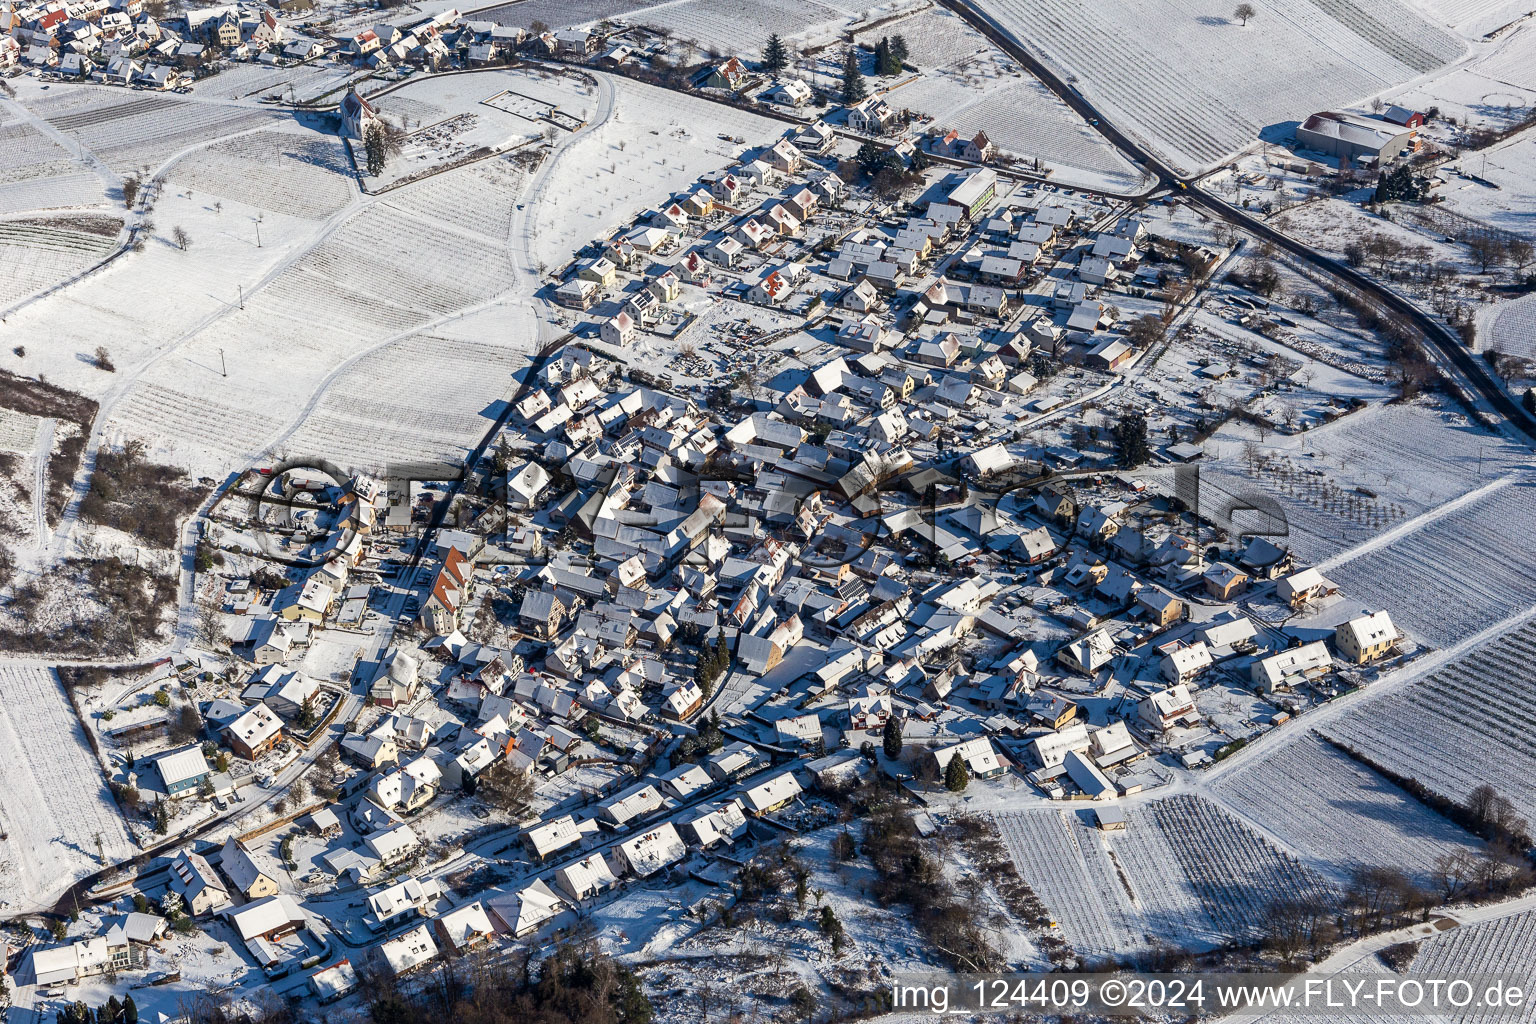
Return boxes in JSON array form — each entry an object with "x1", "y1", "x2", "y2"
[
  {"x1": 964, "y1": 0, "x2": 1466, "y2": 172},
  {"x1": 30, "y1": 88, "x2": 283, "y2": 176},
  {"x1": 1322, "y1": 615, "x2": 1536, "y2": 821},
  {"x1": 1144, "y1": 795, "x2": 1337, "y2": 943},
  {"x1": 527, "y1": 76, "x2": 783, "y2": 271},
  {"x1": 0, "y1": 216, "x2": 119, "y2": 309},
  {"x1": 992, "y1": 797, "x2": 1339, "y2": 957},
  {"x1": 1402, "y1": 0, "x2": 1535, "y2": 35},
  {"x1": 1190, "y1": 403, "x2": 1527, "y2": 564},
  {"x1": 992, "y1": 809, "x2": 1139, "y2": 958},
  {"x1": 1317, "y1": 474, "x2": 1536, "y2": 648},
  {"x1": 1212, "y1": 732, "x2": 1484, "y2": 883},
  {"x1": 866, "y1": 7, "x2": 1148, "y2": 191},
  {"x1": 0, "y1": 665, "x2": 135, "y2": 913},
  {"x1": 0, "y1": 67, "x2": 791, "y2": 479},
  {"x1": 1489, "y1": 291, "x2": 1536, "y2": 361},
  {"x1": 1410, "y1": 907, "x2": 1536, "y2": 983}
]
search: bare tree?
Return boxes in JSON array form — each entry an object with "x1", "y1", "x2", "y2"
[
  {"x1": 1234, "y1": 2, "x2": 1256, "y2": 24},
  {"x1": 172, "y1": 225, "x2": 191, "y2": 251}
]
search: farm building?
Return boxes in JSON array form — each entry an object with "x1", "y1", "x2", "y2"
[{"x1": 1294, "y1": 111, "x2": 1414, "y2": 165}]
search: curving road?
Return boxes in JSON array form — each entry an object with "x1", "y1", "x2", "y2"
[{"x1": 943, "y1": 0, "x2": 1536, "y2": 444}]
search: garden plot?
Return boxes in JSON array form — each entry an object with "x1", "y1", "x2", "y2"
[
  {"x1": 1318, "y1": 475, "x2": 1536, "y2": 648},
  {"x1": 991, "y1": 809, "x2": 1140, "y2": 959},
  {"x1": 1322, "y1": 617, "x2": 1536, "y2": 822},
  {"x1": 1212, "y1": 732, "x2": 1483, "y2": 883},
  {"x1": 0, "y1": 218, "x2": 118, "y2": 307},
  {"x1": 971, "y1": 0, "x2": 1464, "y2": 172},
  {"x1": 165, "y1": 128, "x2": 355, "y2": 220},
  {"x1": 1146, "y1": 795, "x2": 1337, "y2": 943},
  {"x1": 0, "y1": 665, "x2": 135, "y2": 913}
]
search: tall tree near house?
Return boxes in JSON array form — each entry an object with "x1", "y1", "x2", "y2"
[
  {"x1": 889, "y1": 34, "x2": 909, "y2": 64},
  {"x1": 761, "y1": 32, "x2": 788, "y2": 73},
  {"x1": 943, "y1": 751, "x2": 969, "y2": 792},
  {"x1": 1113, "y1": 410, "x2": 1151, "y2": 467},
  {"x1": 1234, "y1": 2, "x2": 1256, "y2": 24},
  {"x1": 364, "y1": 122, "x2": 387, "y2": 176},
  {"x1": 840, "y1": 47, "x2": 866, "y2": 104},
  {"x1": 881, "y1": 714, "x2": 903, "y2": 759}
]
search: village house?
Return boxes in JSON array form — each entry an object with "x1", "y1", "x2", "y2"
[
  {"x1": 1137, "y1": 684, "x2": 1199, "y2": 734},
  {"x1": 224, "y1": 703, "x2": 283, "y2": 760},
  {"x1": 1335, "y1": 611, "x2": 1398, "y2": 664},
  {"x1": 168, "y1": 850, "x2": 231, "y2": 916}
]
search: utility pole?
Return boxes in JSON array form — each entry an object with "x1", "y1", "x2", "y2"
[
  {"x1": 220, "y1": 349, "x2": 227, "y2": 377},
  {"x1": 238, "y1": 284, "x2": 243, "y2": 310},
  {"x1": 256, "y1": 214, "x2": 263, "y2": 248}
]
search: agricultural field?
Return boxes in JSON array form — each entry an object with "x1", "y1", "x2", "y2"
[
  {"x1": 0, "y1": 665, "x2": 136, "y2": 914},
  {"x1": 1100, "y1": 804, "x2": 1226, "y2": 950},
  {"x1": 0, "y1": 117, "x2": 87, "y2": 188},
  {"x1": 31, "y1": 88, "x2": 281, "y2": 176},
  {"x1": 479, "y1": 0, "x2": 657, "y2": 32},
  {"x1": 992, "y1": 809, "x2": 1140, "y2": 959},
  {"x1": 276, "y1": 312, "x2": 536, "y2": 471},
  {"x1": 527, "y1": 75, "x2": 784, "y2": 271},
  {"x1": 1438, "y1": 128, "x2": 1536, "y2": 240},
  {"x1": 0, "y1": 216, "x2": 120, "y2": 309},
  {"x1": 1143, "y1": 796, "x2": 1337, "y2": 944},
  {"x1": 1322, "y1": 616, "x2": 1536, "y2": 822},
  {"x1": 971, "y1": 0, "x2": 1465, "y2": 172},
  {"x1": 1410, "y1": 908, "x2": 1536, "y2": 985},
  {"x1": 1402, "y1": 0, "x2": 1534, "y2": 34},
  {"x1": 164, "y1": 128, "x2": 355, "y2": 221},
  {"x1": 631, "y1": 0, "x2": 858, "y2": 53},
  {"x1": 1317, "y1": 474, "x2": 1536, "y2": 648},
  {"x1": 856, "y1": 7, "x2": 1148, "y2": 191},
  {"x1": 1186, "y1": 402, "x2": 1525, "y2": 564},
  {"x1": 1488, "y1": 292, "x2": 1536, "y2": 363},
  {"x1": 1212, "y1": 732, "x2": 1484, "y2": 883}
]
